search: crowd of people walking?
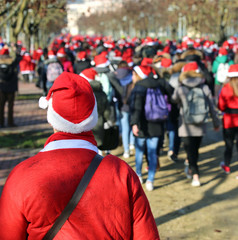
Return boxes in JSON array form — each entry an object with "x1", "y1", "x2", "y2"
[
  {"x1": 0, "y1": 33, "x2": 238, "y2": 239},
  {"x1": 1, "y1": 34, "x2": 238, "y2": 191}
]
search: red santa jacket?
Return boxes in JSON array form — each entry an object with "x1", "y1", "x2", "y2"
[
  {"x1": 218, "y1": 82, "x2": 238, "y2": 129},
  {"x1": 0, "y1": 131, "x2": 159, "y2": 240},
  {"x1": 19, "y1": 53, "x2": 33, "y2": 74}
]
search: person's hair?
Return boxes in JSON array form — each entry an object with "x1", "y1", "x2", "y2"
[
  {"x1": 229, "y1": 77, "x2": 238, "y2": 97},
  {"x1": 118, "y1": 60, "x2": 128, "y2": 68}
]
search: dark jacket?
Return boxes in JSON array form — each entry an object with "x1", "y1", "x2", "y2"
[
  {"x1": 0, "y1": 54, "x2": 21, "y2": 92},
  {"x1": 108, "y1": 69, "x2": 133, "y2": 112},
  {"x1": 74, "y1": 59, "x2": 91, "y2": 74},
  {"x1": 129, "y1": 75, "x2": 174, "y2": 138},
  {"x1": 90, "y1": 80, "x2": 110, "y2": 147}
]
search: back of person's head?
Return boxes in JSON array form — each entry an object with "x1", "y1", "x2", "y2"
[
  {"x1": 39, "y1": 72, "x2": 98, "y2": 133},
  {"x1": 179, "y1": 61, "x2": 203, "y2": 82},
  {"x1": 227, "y1": 64, "x2": 238, "y2": 97},
  {"x1": 133, "y1": 64, "x2": 152, "y2": 82},
  {"x1": 142, "y1": 46, "x2": 156, "y2": 58},
  {"x1": 118, "y1": 60, "x2": 128, "y2": 69}
]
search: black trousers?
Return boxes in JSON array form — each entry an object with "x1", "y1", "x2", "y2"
[
  {"x1": 182, "y1": 136, "x2": 203, "y2": 175},
  {"x1": 223, "y1": 127, "x2": 238, "y2": 166},
  {"x1": 0, "y1": 91, "x2": 15, "y2": 126}
]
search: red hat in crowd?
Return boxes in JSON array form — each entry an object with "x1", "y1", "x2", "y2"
[
  {"x1": 218, "y1": 47, "x2": 228, "y2": 56},
  {"x1": 182, "y1": 62, "x2": 200, "y2": 73},
  {"x1": 126, "y1": 57, "x2": 134, "y2": 67},
  {"x1": 48, "y1": 50, "x2": 56, "y2": 59},
  {"x1": 39, "y1": 72, "x2": 98, "y2": 134},
  {"x1": 57, "y1": 48, "x2": 66, "y2": 57},
  {"x1": 227, "y1": 64, "x2": 238, "y2": 78},
  {"x1": 80, "y1": 68, "x2": 97, "y2": 81},
  {"x1": 141, "y1": 57, "x2": 153, "y2": 67},
  {"x1": 94, "y1": 54, "x2": 110, "y2": 68},
  {"x1": 133, "y1": 65, "x2": 151, "y2": 79},
  {"x1": 77, "y1": 51, "x2": 87, "y2": 61},
  {"x1": 161, "y1": 58, "x2": 172, "y2": 68},
  {"x1": 0, "y1": 47, "x2": 9, "y2": 55}
]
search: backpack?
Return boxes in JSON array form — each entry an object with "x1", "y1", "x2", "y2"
[
  {"x1": 144, "y1": 88, "x2": 169, "y2": 122},
  {"x1": 46, "y1": 62, "x2": 63, "y2": 82},
  {"x1": 217, "y1": 62, "x2": 229, "y2": 83},
  {"x1": 0, "y1": 63, "x2": 12, "y2": 82},
  {"x1": 183, "y1": 86, "x2": 209, "y2": 124}
]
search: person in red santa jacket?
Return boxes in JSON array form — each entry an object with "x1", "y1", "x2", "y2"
[
  {"x1": 218, "y1": 64, "x2": 238, "y2": 175},
  {"x1": 0, "y1": 72, "x2": 160, "y2": 240},
  {"x1": 19, "y1": 50, "x2": 33, "y2": 82}
]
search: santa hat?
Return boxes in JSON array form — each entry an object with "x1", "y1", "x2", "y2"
[
  {"x1": 227, "y1": 64, "x2": 238, "y2": 78},
  {"x1": 80, "y1": 68, "x2": 97, "y2": 81},
  {"x1": 126, "y1": 57, "x2": 134, "y2": 67},
  {"x1": 48, "y1": 50, "x2": 56, "y2": 59},
  {"x1": 17, "y1": 40, "x2": 22, "y2": 46},
  {"x1": 77, "y1": 51, "x2": 87, "y2": 61},
  {"x1": 218, "y1": 47, "x2": 228, "y2": 56},
  {"x1": 37, "y1": 48, "x2": 43, "y2": 54},
  {"x1": 182, "y1": 62, "x2": 200, "y2": 73},
  {"x1": 157, "y1": 50, "x2": 164, "y2": 56},
  {"x1": 144, "y1": 37, "x2": 155, "y2": 46},
  {"x1": 133, "y1": 65, "x2": 151, "y2": 79},
  {"x1": 39, "y1": 72, "x2": 98, "y2": 134},
  {"x1": 57, "y1": 48, "x2": 66, "y2": 57},
  {"x1": 161, "y1": 58, "x2": 172, "y2": 68},
  {"x1": 141, "y1": 57, "x2": 153, "y2": 67},
  {"x1": 94, "y1": 54, "x2": 110, "y2": 68},
  {"x1": 0, "y1": 47, "x2": 9, "y2": 55}
]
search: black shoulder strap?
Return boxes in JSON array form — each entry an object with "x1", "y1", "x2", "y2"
[{"x1": 43, "y1": 153, "x2": 104, "y2": 240}]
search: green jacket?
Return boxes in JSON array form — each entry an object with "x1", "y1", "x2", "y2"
[{"x1": 212, "y1": 55, "x2": 234, "y2": 85}]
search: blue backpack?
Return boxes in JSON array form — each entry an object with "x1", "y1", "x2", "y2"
[{"x1": 144, "y1": 88, "x2": 169, "y2": 122}]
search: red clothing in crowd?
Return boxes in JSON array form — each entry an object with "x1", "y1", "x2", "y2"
[
  {"x1": 0, "y1": 132, "x2": 159, "y2": 240},
  {"x1": 218, "y1": 83, "x2": 238, "y2": 129}
]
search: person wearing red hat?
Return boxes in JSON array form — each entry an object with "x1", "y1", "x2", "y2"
[
  {"x1": 218, "y1": 64, "x2": 238, "y2": 175},
  {"x1": 44, "y1": 50, "x2": 64, "y2": 93},
  {"x1": 129, "y1": 62, "x2": 173, "y2": 191},
  {"x1": 74, "y1": 50, "x2": 91, "y2": 74},
  {"x1": 93, "y1": 52, "x2": 113, "y2": 102},
  {"x1": 80, "y1": 68, "x2": 111, "y2": 150},
  {"x1": 212, "y1": 47, "x2": 234, "y2": 104},
  {"x1": 108, "y1": 61, "x2": 135, "y2": 158},
  {"x1": 57, "y1": 47, "x2": 74, "y2": 73},
  {"x1": 0, "y1": 72, "x2": 160, "y2": 239},
  {"x1": 172, "y1": 62, "x2": 220, "y2": 187},
  {"x1": 19, "y1": 50, "x2": 33, "y2": 82},
  {"x1": 0, "y1": 45, "x2": 21, "y2": 127}
]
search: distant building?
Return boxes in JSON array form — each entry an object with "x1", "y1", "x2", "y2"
[{"x1": 67, "y1": 0, "x2": 122, "y2": 35}]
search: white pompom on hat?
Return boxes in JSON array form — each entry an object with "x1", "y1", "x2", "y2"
[
  {"x1": 227, "y1": 64, "x2": 238, "y2": 78},
  {"x1": 39, "y1": 72, "x2": 98, "y2": 134}
]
